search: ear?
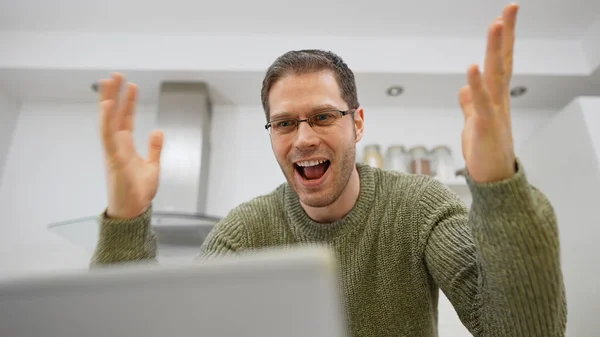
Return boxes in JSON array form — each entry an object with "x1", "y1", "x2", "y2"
[{"x1": 353, "y1": 107, "x2": 365, "y2": 143}]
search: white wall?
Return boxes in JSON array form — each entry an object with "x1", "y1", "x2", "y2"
[
  {"x1": 0, "y1": 93, "x2": 19, "y2": 188},
  {"x1": 519, "y1": 96, "x2": 600, "y2": 337},
  {"x1": 204, "y1": 105, "x2": 284, "y2": 216},
  {"x1": 0, "y1": 101, "x2": 557, "y2": 337},
  {"x1": 0, "y1": 102, "x2": 159, "y2": 274},
  {"x1": 580, "y1": 97, "x2": 600, "y2": 166}
]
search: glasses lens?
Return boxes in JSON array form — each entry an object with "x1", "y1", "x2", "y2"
[
  {"x1": 271, "y1": 119, "x2": 296, "y2": 136},
  {"x1": 310, "y1": 112, "x2": 339, "y2": 127}
]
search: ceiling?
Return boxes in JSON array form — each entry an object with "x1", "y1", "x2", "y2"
[
  {"x1": 1, "y1": 68, "x2": 598, "y2": 110},
  {"x1": 1, "y1": 0, "x2": 599, "y2": 39}
]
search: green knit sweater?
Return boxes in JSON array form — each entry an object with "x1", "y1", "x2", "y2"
[{"x1": 91, "y1": 162, "x2": 567, "y2": 337}]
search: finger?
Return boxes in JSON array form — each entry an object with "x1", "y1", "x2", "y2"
[
  {"x1": 147, "y1": 130, "x2": 164, "y2": 164},
  {"x1": 467, "y1": 64, "x2": 493, "y2": 117},
  {"x1": 111, "y1": 73, "x2": 125, "y2": 103},
  {"x1": 458, "y1": 85, "x2": 476, "y2": 119},
  {"x1": 117, "y1": 82, "x2": 138, "y2": 131},
  {"x1": 100, "y1": 99, "x2": 118, "y2": 155},
  {"x1": 483, "y1": 17, "x2": 506, "y2": 105},
  {"x1": 100, "y1": 73, "x2": 124, "y2": 104},
  {"x1": 502, "y1": 3, "x2": 519, "y2": 81}
]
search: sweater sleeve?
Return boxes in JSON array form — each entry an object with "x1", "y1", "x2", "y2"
[
  {"x1": 90, "y1": 204, "x2": 251, "y2": 267},
  {"x1": 421, "y1": 159, "x2": 567, "y2": 336},
  {"x1": 90, "y1": 205, "x2": 158, "y2": 267}
]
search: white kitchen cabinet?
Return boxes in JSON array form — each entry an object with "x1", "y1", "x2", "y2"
[{"x1": 519, "y1": 96, "x2": 600, "y2": 337}]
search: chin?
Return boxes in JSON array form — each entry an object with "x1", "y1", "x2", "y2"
[{"x1": 296, "y1": 189, "x2": 338, "y2": 208}]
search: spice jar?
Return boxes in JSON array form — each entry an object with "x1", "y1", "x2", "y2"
[
  {"x1": 430, "y1": 145, "x2": 454, "y2": 181},
  {"x1": 385, "y1": 145, "x2": 409, "y2": 173},
  {"x1": 363, "y1": 144, "x2": 384, "y2": 168},
  {"x1": 408, "y1": 146, "x2": 431, "y2": 175}
]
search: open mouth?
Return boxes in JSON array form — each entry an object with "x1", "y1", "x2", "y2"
[{"x1": 294, "y1": 159, "x2": 331, "y2": 181}]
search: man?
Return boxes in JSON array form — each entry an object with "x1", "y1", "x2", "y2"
[{"x1": 91, "y1": 3, "x2": 566, "y2": 337}]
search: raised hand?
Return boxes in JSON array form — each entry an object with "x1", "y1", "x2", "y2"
[
  {"x1": 459, "y1": 3, "x2": 519, "y2": 183},
  {"x1": 99, "y1": 73, "x2": 164, "y2": 219}
]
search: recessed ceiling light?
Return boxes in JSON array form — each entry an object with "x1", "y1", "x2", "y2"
[
  {"x1": 510, "y1": 86, "x2": 527, "y2": 97},
  {"x1": 386, "y1": 86, "x2": 404, "y2": 97}
]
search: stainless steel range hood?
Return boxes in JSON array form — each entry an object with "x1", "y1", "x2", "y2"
[
  {"x1": 49, "y1": 81, "x2": 220, "y2": 264},
  {"x1": 153, "y1": 82, "x2": 212, "y2": 214}
]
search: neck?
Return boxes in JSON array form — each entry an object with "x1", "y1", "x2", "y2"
[{"x1": 300, "y1": 165, "x2": 361, "y2": 223}]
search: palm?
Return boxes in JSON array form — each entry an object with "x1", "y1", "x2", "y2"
[
  {"x1": 460, "y1": 96, "x2": 514, "y2": 182},
  {"x1": 458, "y1": 4, "x2": 519, "y2": 183},
  {"x1": 113, "y1": 130, "x2": 159, "y2": 201},
  {"x1": 100, "y1": 73, "x2": 164, "y2": 219}
]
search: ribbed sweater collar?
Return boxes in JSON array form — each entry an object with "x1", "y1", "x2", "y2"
[{"x1": 284, "y1": 163, "x2": 376, "y2": 242}]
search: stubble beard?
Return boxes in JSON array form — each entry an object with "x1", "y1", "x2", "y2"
[{"x1": 281, "y1": 141, "x2": 356, "y2": 208}]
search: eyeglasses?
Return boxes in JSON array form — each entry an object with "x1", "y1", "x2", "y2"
[{"x1": 265, "y1": 109, "x2": 356, "y2": 137}]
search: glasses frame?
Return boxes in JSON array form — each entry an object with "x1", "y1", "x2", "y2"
[{"x1": 264, "y1": 108, "x2": 356, "y2": 134}]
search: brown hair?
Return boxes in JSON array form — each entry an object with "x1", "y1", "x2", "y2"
[{"x1": 260, "y1": 49, "x2": 360, "y2": 122}]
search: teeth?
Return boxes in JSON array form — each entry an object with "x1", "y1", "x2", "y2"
[{"x1": 296, "y1": 159, "x2": 327, "y2": 167}]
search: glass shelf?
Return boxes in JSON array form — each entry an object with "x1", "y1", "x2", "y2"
[{"x1": 48, "y1": 212, "x2": 222, "y2": 252}]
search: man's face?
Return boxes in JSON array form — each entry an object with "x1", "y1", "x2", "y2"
[{"x1": 267, "y1": 70, "x2": 364, "y2": 207}]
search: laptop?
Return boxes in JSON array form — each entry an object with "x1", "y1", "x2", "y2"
[{"x1": 0, "y1": 246, "x2": 347, "y2": 337}]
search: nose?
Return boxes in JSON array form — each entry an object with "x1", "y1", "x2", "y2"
[{"x1": 293, "y1": 121, "x2": 320, "y2": 150}]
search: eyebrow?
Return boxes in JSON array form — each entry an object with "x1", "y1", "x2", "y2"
[
  {"x1": 311, "y1": 104, "x2": 340, "y2": 112},
  {"x1": 270, "y1": 105, "x2": 342, "y2": 120}
]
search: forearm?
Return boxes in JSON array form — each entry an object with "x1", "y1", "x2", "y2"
[
  {"x1": 467, "y1": 161, "x2": 566, "y2": 336},
  {"x1": 90, "y1": 205, "x2": 158, "y2": 267}
]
